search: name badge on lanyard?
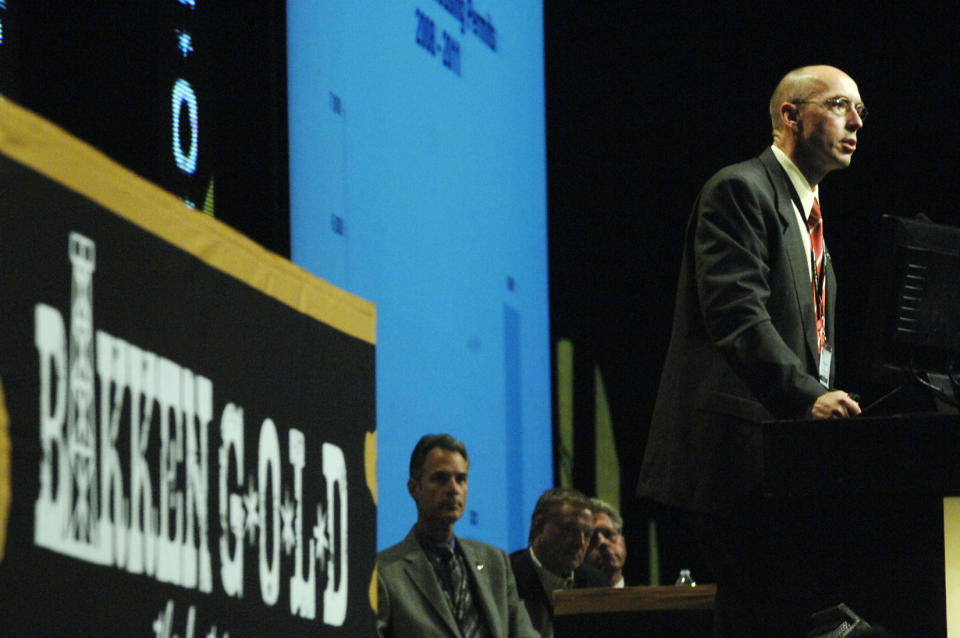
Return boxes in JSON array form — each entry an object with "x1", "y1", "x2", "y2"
[{"x1": 818, "y1": 345, "x2": 833, "y2": 388}]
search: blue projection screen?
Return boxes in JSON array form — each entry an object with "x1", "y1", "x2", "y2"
[{"x1": 287, "y1": 1, "x2": 551, "y2": 552}]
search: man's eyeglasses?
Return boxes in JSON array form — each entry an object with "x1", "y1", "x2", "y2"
[
  {"x1": 793, "y1": 96, "x2": 868, "y2": 122},
  {"x1": 591, "y1": 527, "x2": 621, "y2": 543}
]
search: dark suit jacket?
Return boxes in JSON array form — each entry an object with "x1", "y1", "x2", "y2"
[
  {"x1": 509, "y1": 548, "x2": 610, "y2": 636},
  {"x1": 377, "y1": 529, "x2": 537, "y2": 638},
  {"x1": 638, "y1": 147, "x2": 837, "y2": 513}
]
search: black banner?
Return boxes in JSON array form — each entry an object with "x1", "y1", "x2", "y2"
[{"x1": 0, "y1": 101, "x2": 377, "y2": 636}]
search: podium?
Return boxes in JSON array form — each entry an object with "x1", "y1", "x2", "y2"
[
  {"x1": 554, "y1": 585, "x2": 716, "y2": 638},
  {"x1": 761, "y1": 413, "x2": 960, "y2": 498},
  {"x1": 758, "y1": 413, "x2": 959, "y2": 636},
  {"x1": 554, "y1": 414, "x2": 958, "y2": 636}
]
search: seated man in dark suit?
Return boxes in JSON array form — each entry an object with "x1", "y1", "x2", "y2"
[
  {"x1": 585, "y1": 497, "x2": 627, "y2": 588},
  {"x1": 510, "y1": 488, "x2": 608, "y2": 637},
  {"x1": 377, "y1": 433, "x2": 537, "y2": 638}
]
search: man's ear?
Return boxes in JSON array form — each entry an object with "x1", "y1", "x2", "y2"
[
  {"x1": 407, "y1": 476, "x2": 419, "y2": 500},
  {"x1": 781, "y1": 103, "x2": 799, "y2": 128}
]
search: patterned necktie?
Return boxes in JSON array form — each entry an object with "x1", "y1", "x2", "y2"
[
  {"x1": 441, "y1": 545, "x2": 489, "y2": 638},
  {"x1": 808, "y1": 197, "x2": 826, "y2": 354}
]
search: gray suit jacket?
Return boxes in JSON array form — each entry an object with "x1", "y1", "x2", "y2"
[
  {"x1": 638, "y1": 148, "x2": 838, "y2": 513},
  {"x1": 377, "y1": 529, "x2": 538, "y2": 638}
]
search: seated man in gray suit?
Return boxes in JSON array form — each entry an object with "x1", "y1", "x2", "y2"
[
  {"x1": 509, "y1": 488, "x2": 609, "y2": 637},
  {"x1": 377, "y1": 433, "x2": 537, "y2": 638}
]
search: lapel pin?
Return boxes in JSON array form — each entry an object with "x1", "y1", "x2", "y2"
[{"x1": 476, "y1": 563, "x2": 484, "y2": 571}]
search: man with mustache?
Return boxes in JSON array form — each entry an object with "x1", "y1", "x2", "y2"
[{"x1": 377, "y1": 433, "x2": 537, "y2": 637}]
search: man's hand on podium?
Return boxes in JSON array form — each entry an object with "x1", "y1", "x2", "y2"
[{"x1": 809, "y1": 390, "x2": 862, "y2": 419}]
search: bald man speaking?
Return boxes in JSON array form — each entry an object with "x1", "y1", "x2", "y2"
[{"x1": 638, "y1": 66, "x2": 866, "y2": 637}]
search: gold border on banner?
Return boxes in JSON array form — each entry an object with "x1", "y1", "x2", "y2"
[{"x1": 0, "y1": 96, "x2": 375, "y2": 345}]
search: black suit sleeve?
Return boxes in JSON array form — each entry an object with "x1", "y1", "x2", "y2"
[{"x1": 694, "y1": 168, "x2": 824, "y2": 415}]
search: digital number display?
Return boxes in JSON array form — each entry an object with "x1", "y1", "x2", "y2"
[{"x1": 0, "y1": 1, "x2": 289, "y2": 256}]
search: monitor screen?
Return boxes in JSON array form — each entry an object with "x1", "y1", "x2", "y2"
[{"x1": 859, "y1": 214, "x2": 960, "y2": 408}]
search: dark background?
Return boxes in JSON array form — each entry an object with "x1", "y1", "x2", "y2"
[
  {"x1": 544, "y1": 3, "x2": 960, "y2": 587},
  {"x1": 0, "y1": 1, "x2": 290, "y2": 254}
]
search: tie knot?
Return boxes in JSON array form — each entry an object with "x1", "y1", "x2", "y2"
[
  {"x1": 807, "y1": 198, "x2": 823, "y2": 233},
  {"x1": 440, "y1": 545, "x2": 456, "y2": 563},
  {"x1": 809, "y1": 198, "x2": 822, "y2": 223}
]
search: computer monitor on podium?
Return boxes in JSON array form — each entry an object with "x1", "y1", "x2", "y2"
[{"x1": 859, "y1": 214, "x2": 959, "y2": 413}]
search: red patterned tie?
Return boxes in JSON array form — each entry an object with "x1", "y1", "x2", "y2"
[{"x1": 808, "y1": 198, "x2": 826, "y2": 353}]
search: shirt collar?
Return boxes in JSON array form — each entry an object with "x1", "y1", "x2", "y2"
[
  {"x1": 771, "y1": 144, "x2": 819, "y2": 220},
  {"x1": 528, "y1": 546, "x2": 574, "y2": 597},
  {"x1": 415, "y1": 528, "x2": 456, "y2": 560}
]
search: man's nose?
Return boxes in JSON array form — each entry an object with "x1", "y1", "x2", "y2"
[{"x1": 847, "y1": 108, "x2": 863, "y2": 130}]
